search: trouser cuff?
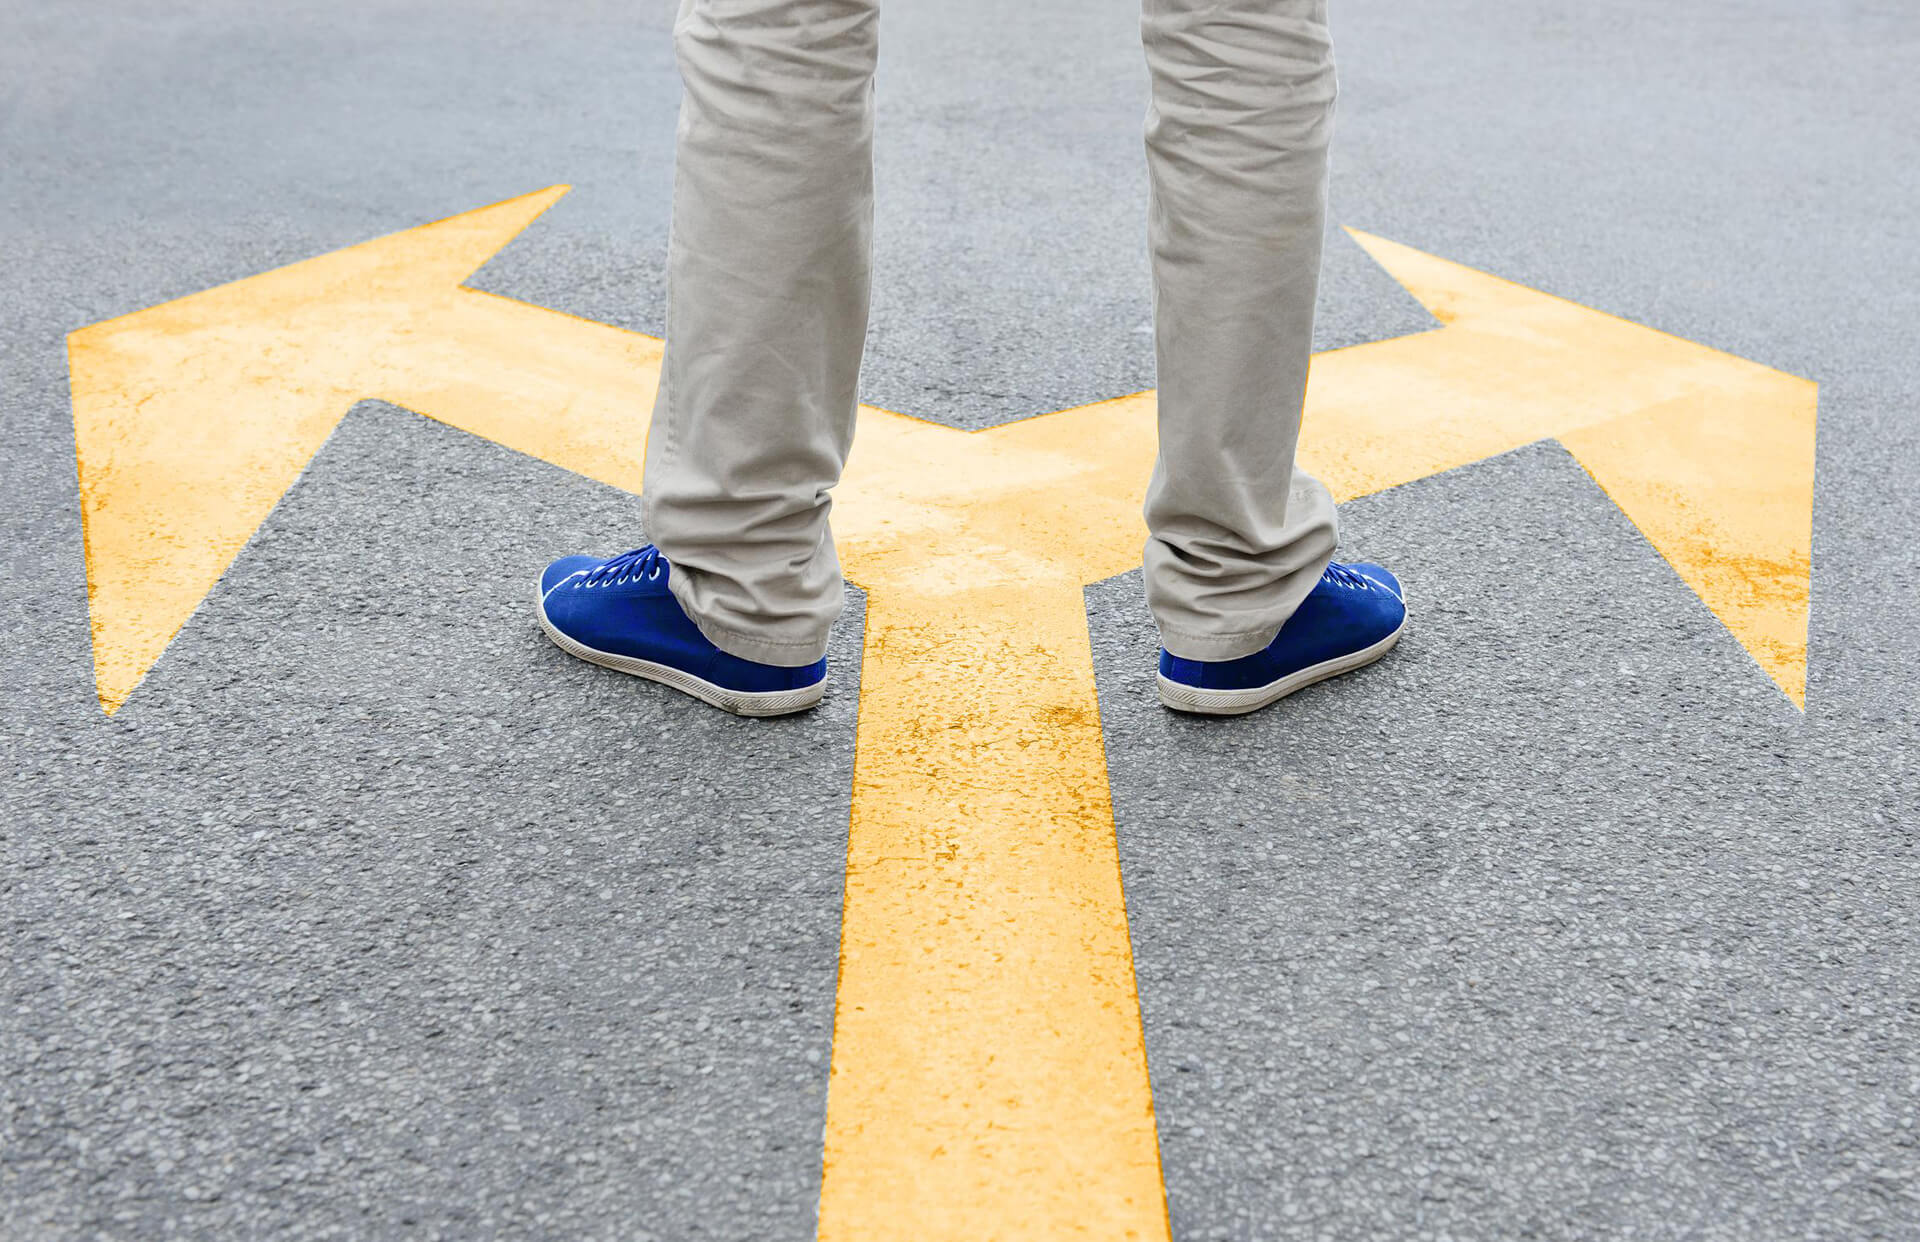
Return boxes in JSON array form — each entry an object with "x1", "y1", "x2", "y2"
[
  {"x1": 667, "y1": 573, "x2": 835, "y2": 668},
  {"x1": 1157, "y1": 623, "x2": 1284, "y2": 663}
]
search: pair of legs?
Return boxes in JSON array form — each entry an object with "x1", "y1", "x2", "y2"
[{"x1": 642, "y1": 0, "x2": 1341, "y2": 667}]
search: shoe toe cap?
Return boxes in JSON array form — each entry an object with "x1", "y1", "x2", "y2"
[{"x1": 540, "y1": 555, "x2": 603, "y2": 596}]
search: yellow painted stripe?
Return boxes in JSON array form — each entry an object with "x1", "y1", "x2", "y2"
[{"x1": 818, "y1": 586, "x2": 1168, "y2": 1240}]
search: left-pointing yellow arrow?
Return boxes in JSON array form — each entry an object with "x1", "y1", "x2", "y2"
[{"x1": 68, "y1": 186, "x2": 661, "y2": 713}]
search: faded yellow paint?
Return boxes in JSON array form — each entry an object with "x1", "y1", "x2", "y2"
[{"x1": 66, "y1": 189, "x2": 1820, "y2": 1239}]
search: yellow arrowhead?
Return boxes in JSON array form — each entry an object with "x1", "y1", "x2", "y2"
[
  {"x1": 68, "y1": 185, "x2": 660, "y2": 713},
  {"x1": 1323, "y1": 229, "x2": 1818, "y2": 706}
]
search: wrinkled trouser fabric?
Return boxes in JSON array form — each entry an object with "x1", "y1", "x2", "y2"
[{"x1": 644, "y1": 0, "x2": 1339, "y2": 666}]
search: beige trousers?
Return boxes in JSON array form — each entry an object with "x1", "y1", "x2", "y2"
[{"x1": 644, "y1": 0, "x2": 1339, "y2": 666}]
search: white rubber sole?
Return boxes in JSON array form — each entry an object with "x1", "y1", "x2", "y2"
[
  {"x1": 1158, "y1": 611, "x2": 1408, "y2": 716},
  {"x1": 536, "y1": 589, "x2": 825, "y2": 717}
]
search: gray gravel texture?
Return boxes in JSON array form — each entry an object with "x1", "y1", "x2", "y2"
[{"x1": 4, "y1": 1, "x2": 1918, "y2": 1240}]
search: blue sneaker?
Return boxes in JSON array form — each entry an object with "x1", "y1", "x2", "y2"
[
  {"x1": 536, "y1": 546, "x2": 828, "y2": 716},
  {"x1": 1158, "y1": 562, "x2": 1407, "y2": 715}
]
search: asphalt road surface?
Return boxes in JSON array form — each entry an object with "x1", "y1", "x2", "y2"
[{"x1": 5, "y1": 2, "x2": 1918, "y2": 1239}]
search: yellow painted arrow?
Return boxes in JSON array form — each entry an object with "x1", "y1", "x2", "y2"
[
  {"x1": 67, "y1": 189, "x2": 1816, "y2": 1240},
  {"x1": 1317, "y1": 231, "x2": 1818, "y2": 706},
  {"x1": 68, "y1": 185, "x2": 653, "y2": 714}
]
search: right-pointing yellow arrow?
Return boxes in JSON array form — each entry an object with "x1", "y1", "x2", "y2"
[
  {"x1": 813, "y1": 231, "x2": 1819, "y2": 1238},
  {"x1": 1315, "y1": 230, "x2": 1818, "y2": 706}
]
